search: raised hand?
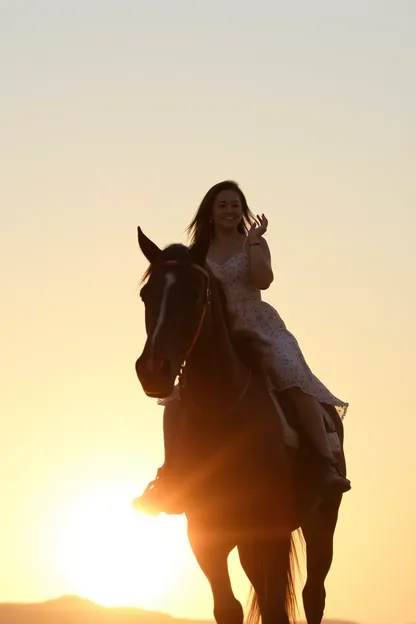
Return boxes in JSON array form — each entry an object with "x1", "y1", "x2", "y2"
[{"x1": 247, "y1": 213, "x2": 268, "y2": 244}]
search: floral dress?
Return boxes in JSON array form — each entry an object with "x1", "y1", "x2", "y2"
[{"x1": 206, "y1": 251, "x2": 348, "y2": 419}]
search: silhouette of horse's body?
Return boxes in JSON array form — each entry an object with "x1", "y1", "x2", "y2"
[{"x1": 135, "y1": 229, "x2": 347, "y2": 624}]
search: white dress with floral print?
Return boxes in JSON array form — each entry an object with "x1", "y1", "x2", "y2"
[{"x1": 207, "y1": 251, "x2": 348, "y2": 419}]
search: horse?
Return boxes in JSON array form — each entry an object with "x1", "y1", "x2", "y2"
[{"x1": 134, "y1": 227, "x2": 347, "y2": 624}]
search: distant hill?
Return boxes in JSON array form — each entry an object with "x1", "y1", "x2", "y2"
[
  {"x1": 0, "y1": 596, "x2": 208, "y2": 624},
  {"x1": 0, "y1": 595, "x2": 360, "y2": 624}
]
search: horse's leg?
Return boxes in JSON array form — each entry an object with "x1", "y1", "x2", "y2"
[
  {"x1": 301, "y1": 495, "x2": 341, "y2": 624},
  {"x1": 187, "y1": 521, "x2": 243, "y2": 624},
  {"x1": 238, "y1": 535, "x2": 293, "y2": 624}
]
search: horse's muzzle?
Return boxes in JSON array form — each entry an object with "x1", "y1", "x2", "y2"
[{"x1": 135, "y1": 355, "x2": 176, "y2": 399}]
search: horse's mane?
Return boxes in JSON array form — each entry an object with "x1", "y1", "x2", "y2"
[
  {"x1": 208, "y1": 267, "x2": 270, "y2": 373},
  {"x1": 140, "y1": 244, "x2": 269, "y2": 373}
]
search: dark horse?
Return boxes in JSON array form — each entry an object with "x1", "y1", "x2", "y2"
[{"x1": 135, "y1": 228, "x2": 347, "y2": 624}]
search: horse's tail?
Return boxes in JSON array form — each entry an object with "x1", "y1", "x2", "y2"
[
  {"x1": 286, "y1": 529, "x2": 304, "y2": 623},
  {"x1": 247, "y1": 530, "x2": 303, "y2": 624},
  {"x1": 246, "y1": 586, "x2": 261, "y2": 624}
]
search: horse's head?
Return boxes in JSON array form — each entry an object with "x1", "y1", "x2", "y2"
[{"x1": 135, "y1": 227, "x2": 211, "y2": 398}]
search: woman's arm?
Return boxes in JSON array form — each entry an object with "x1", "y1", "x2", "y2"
[{"x1": 248, "y1": 237, "x2": 274, "y2": 290}]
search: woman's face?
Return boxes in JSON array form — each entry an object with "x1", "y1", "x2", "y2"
[{"x1": 211, "y1": 189, "x2": 243, "y2": 232}]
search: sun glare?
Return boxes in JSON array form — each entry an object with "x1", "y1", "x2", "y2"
[{"x1": 54, "y1": 482, "x2": 187, "y2": 609}]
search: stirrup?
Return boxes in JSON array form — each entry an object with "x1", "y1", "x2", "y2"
[{"x1": 131, "y1": 469, "x2": 184, "y2": 516}]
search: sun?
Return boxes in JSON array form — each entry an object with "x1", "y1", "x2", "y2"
[{"x1": 54, "y1": 481, "x2": 188, "y2": 609}]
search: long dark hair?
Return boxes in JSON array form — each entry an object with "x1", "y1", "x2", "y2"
[{"x1": 186, "y1": 180, "x2": 256, "y2": 247}]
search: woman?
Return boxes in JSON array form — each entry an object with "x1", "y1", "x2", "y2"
[{"x1": 133, "y1": 181, "x2": 351, "y2": 515}]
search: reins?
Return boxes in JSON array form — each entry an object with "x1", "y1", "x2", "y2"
[
  {"x1": 161, "y1": 260, "x2": 251, "y2": 415},
  {"x1": 162, "y1": 260, "x2": 211, "y2": 364}
]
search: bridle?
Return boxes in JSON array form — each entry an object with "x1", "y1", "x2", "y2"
[
  {"x1": 158, "y1": 260, "x2": 252, "y2": 415},
  {"x1": 162, "y1": 260, "x2": 211, "y2": 366}
]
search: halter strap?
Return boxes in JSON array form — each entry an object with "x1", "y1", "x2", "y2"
[
  {"x1": 163, "y1": 260, "x2": 210, "y2": 281},
  {"x1": 160, "y1": 259, "x2": 252, "y2": 414},
  {"x1": 162, "y1": 260, "x2": 210, "y2": 363}
]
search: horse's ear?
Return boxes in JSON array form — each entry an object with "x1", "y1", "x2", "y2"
[
  {"x1": 189, "y1": 231, "x2": 211, "y2": 267},
  {"x1": 137, "y1": 227, "x2": 161, "y2": 264}
]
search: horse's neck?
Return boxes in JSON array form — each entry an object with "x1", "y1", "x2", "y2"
[{"x1": 185, "y1": 295, "x2": 247, "y2": 409}]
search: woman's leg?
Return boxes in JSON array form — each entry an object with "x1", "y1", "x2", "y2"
[
  {"x1": 285, "y1": 387, "x2": 351, "y2": 492},
  {"x1": 286, "y1": 387, "x2": 334, "y2": 460},
  {"x1": 132, "y1": 398, "x2": 183, "y2": 515},
  {"x1": 162, "y1": 398, "x2": 182, "y2": 473}
]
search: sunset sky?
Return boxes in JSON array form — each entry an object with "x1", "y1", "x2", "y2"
[{"x1": 1, "y1": 1, "x2": 415, "y2": 623}]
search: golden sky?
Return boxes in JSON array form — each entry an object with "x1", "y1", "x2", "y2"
[{"x1": 1, "y1": 2, "x2": 415, "y2": 623}]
